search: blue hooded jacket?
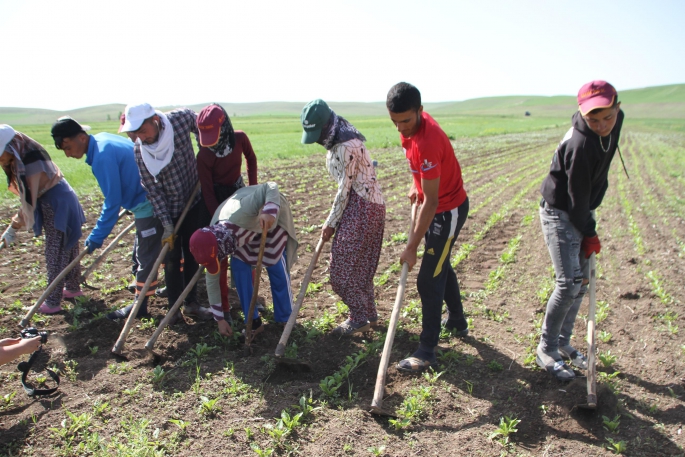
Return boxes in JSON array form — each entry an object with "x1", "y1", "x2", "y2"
[{"x1": 86, "y1": 132, "x2": 150, "y2": 244}]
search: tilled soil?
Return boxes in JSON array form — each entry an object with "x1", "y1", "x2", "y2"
[{"x1": 1, "y1": 130, "x2": 684, "y2": 456}]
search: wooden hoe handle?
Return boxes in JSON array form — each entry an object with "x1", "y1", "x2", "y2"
[
  {"x1": 275, "y1": 238, "x2": 325, "y2": 357},
  {"x1": 370, "y1": 203, "x2": 419, "y2": 411},
  {"x1": 112, "y1": 181, "x2": 201, "y2": 355}
]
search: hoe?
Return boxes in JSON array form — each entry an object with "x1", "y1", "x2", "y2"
[
  {"x1": 273, "y1": 237, "x2": 326, "y2": 370},
  {"x1": 370, "y1": 203, "x2": 418, "y2": 417},
  {"x1": 112, "y1": 182, "x2": 200, "y2": 356},
  {"x1": 577, "y1": 253, "x2": 598, "y2": 411}
]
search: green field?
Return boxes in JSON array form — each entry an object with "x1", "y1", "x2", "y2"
[
  {"x1": 1, "y1": 86, "x2": 685, "y2": 456},
  {"x1": 0, "y1": 114, "x2": 569, "y2": 204},
  {"x1": 1, "y1": 83, "x2": 684, "y2": 206}
]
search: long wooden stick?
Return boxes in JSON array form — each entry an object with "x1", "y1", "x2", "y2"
[
  {"x1": 370, "y1": 203, "x2": 418, "y2": 414},
  {"x1": 112, "y1": 181, "x2": 201, "y2": 355},
  {"x1": 275, "y1": 238, "x2": 325, "y2": 357},
  {"x1": 20, "y1": 249, "x2": 89, "y2": 327},
  {"x1": 17, "y1": 210, "x2": 127, "y2": 324},
  {"x1": 586, "y1": 253, "x2": 597, "y2": 408},
  {"x1": 145, "y1": 267, "x2": 204, "y2": 350},
  {"x1": 81, "y1": 221, "x2": 135, "y2": 284},
  {"x1": 244, "y1": 227, "x2": 268, "y2": 349}
]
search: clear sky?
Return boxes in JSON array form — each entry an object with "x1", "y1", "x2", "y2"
[{"x1": 1, "y1": 0, "x2": 683, "y2": 110}]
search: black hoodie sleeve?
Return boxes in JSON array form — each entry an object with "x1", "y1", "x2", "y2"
[{"x1": 565, "y1": 140, "x2": 597, "y2": 237}]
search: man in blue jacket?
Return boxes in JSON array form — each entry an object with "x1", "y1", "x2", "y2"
[{"x1": 51, "y1": 118, "x2": 184, "y2": 322}]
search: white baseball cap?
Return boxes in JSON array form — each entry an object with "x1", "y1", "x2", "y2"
[
  {"x1": 121, "y1": 103, "x2": 156, "y2": 132},
  {"x1": 0, "y1": 124, "x2": 17, "y2": 153}
]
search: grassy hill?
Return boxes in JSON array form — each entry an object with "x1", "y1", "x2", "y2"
[{"x1": 1, "y1": 84, "x2": 683, "y2": 125}]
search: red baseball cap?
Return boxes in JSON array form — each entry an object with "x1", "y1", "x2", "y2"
[
  {"x1": 197, "y1": 105, "x2": 226, "y2": 147},
  {"x1": 117, "y1": 113, "x2": 126, "y2": 133},
  {"x1": 577, "y1": 80, "x2": 617, "y2": 116},
  {"x1": 189, "y1": 229, "x2": 220, "y2": 275}
]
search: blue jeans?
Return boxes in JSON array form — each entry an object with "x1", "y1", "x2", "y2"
[
  {"x1": 539, "y1": 201, "x2": 591, "y2": 353},
  {"x1": 231, "y1": 252, "x2": 293, "y2": 324}
]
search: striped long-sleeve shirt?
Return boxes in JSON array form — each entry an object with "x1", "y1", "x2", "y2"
[{"x1": 208, "y1": 202, "x2": 288, "y2": 321}]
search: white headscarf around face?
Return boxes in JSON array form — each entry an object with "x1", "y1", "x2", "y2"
[{"x1": 138, "y1": 111, "x2": 175, "y2": 178}]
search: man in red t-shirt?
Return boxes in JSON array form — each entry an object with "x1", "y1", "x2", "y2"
[{"x1": 387, "y1": 82, "x2": 470, "y2": 373}]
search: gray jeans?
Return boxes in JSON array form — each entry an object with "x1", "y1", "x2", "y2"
[{"x1": 539, "y1": 201, "x2": 591, "y2": 353}]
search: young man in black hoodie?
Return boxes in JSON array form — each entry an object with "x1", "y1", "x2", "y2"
[{"x1": 537, "y1": 81, "x2": 624, "y2": 381}]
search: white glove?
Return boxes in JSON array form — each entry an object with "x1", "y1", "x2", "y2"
[
  {"x1": 2, "y1": 226, "x2": 17, "y2": 246},
  {"x1": 161, "y1": 224, "x2": 175, "y2": 249}
]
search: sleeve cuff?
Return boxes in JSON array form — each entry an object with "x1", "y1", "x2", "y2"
[
  {"x1": 262, "y1": 202, "x2": 280, "y2": 216},
  {"x1": 210, "y1": 304, "x2": 224, "y2": 321}
]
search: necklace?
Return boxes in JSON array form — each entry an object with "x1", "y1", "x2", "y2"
[{"x1": 599, "y1": 134, "x2": 611, "y2": 153}]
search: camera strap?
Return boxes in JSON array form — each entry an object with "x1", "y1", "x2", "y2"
[{"x1": 17, "y1": 347, "x2": 60, "y2": 397}]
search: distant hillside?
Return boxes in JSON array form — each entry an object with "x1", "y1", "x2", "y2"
[{"x1": 1, "y1": 84, "x2": 683, "y2": 125}]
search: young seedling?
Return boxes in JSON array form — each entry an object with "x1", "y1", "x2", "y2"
[
  {"x1": 605, "y1": 437, "x2": 627, "y2": 454},
  {"x1": 92, "y1": 400, "x2": 110, "y2": 416},
  {"x1": 1, "y1": 391, "x2": 16, "y2": 409},
  {"x1": 88, "y1": 345, "x2": 99, "y2": 355},
  {"x1": 168, "y1": 419, "x2": 190, "y2": 434},
  {"x1": 334, "y1": 301, "x2": 349, "y2": 316},
  {"x1": 422, "y1": 369, "x2": 444, "y2": 385},
  {"x1": 602, "y1": 414, "x2": 621, "y2": 433},
  {"x1": 199, "y1": 396, "x2": 221, "y2": 417},
  {"x1": 598, "y1": 350, "x2": 618, "y2": 368},
  {"x1": 666, "y1": 321, "x2": 679, "y2": 335},
  {"x1": 190, "y1": 342, "x2": 214, "y2": 359},
  {"x1": 63, "y1": 360, "x2": 79, "y2": 382},
  {"x1": 306, "y1": 281, "x2": 323, "y2": 296},
  {"x1": 108, "y1": 361, "x2": 132, "y2": 375},
  {"x1": 293, "y1": 391, "x2": 320, "y2": 419},
  {"x1": 598, "y1": 371, "x2": 621, "y2": 393},
  {"x1": 264, "y1": 421, "x2": 288, "y2": 442},
  {"x1": 150, "y1": 365, "x2": 166, "y2": 385},
  {"x1": 367, "y1": 445, "x2": 386, "y2": 456},
  {"x1": 598, "y1": 330, "x2": 613, "y2": 343},
  {"x1": 596, "y1": 300, "x2": 610, "y2": 323},
  {"x1": 488, "y1": 416, "x2": 521, "y2": 445},
  {"x1": 250, "y1": 443, "x2": 274, "y2": 457},
  {"x1": 277, "y1": 410, "x2": 303, "y2": 431},
  {"x1": 388, "y1": 417, "x2": 412, "y2": 430},
  {"x1": 122, "y1": 384, "x2": 141, "y2": 397},
  {"x1": 138, "y1": 317, "x2": 157, "y2": 331}
]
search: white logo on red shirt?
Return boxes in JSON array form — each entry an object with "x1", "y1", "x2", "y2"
[{"x1": 421, "y1": 159, "x2": 437, "y2": 172}]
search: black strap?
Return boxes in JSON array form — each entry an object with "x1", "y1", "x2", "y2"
[{"x1": 17, "y1": 347, "x2": 60, "y2": 397}]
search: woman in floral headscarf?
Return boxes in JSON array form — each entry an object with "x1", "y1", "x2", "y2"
[
  {"x1": 196, "y1": 104, "x2": 258, "y2": 321},
  {"x1": 0, "y1": 125, "x2": 85, "y2": 314},
  {"x1": 300, "y1": 100, "x2": 385, "y2": 336}
]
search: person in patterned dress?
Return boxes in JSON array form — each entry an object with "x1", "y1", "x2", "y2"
[
  {"x1": 300, "y1": 100, "x2": 386, "y2": 336},
  {"x1": 0, "y1": 125, "x2": 86, "y2": 314}
]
